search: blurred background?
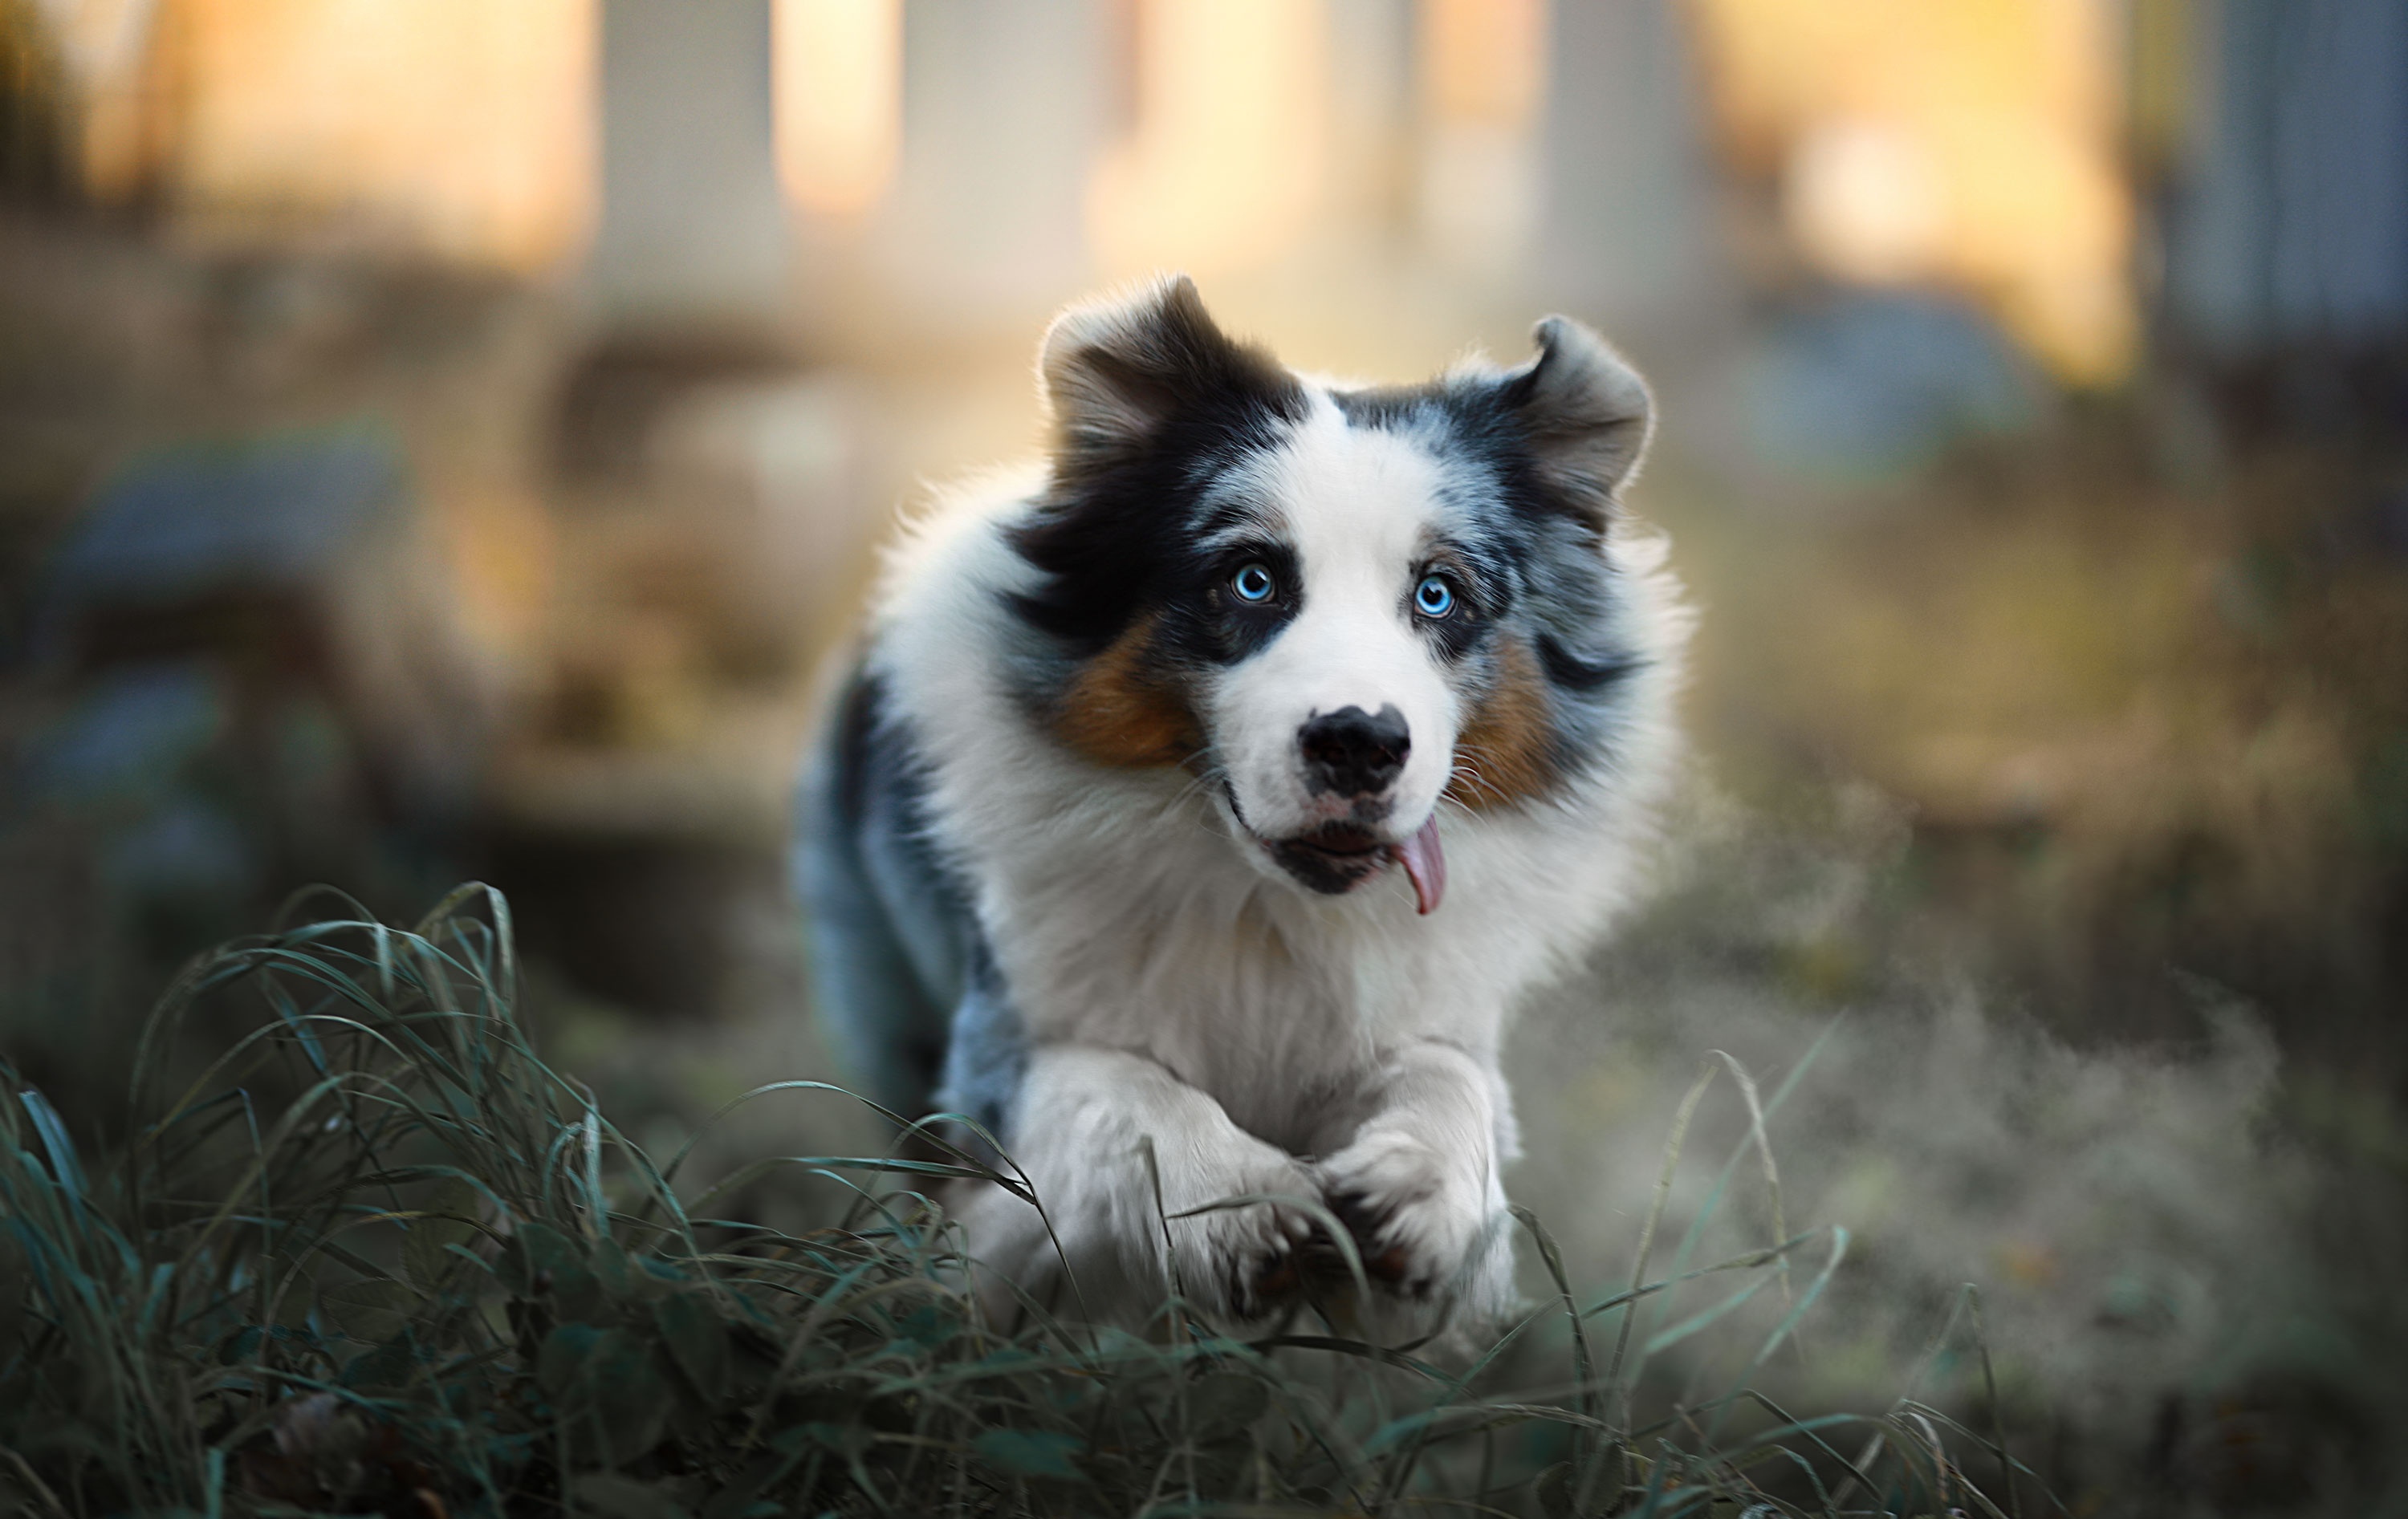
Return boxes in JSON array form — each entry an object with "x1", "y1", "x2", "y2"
[{"x1": 2, "y1": 0, "x2": 2405, "y2": 1507}]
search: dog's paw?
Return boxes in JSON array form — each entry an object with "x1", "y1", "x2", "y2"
[
  {"x1": 1164, "y1": 1152, "x2": 1327, "y2": 1322},
  {"x1": 1316, "y1": 1127, "x2": 1495, "y2": 1302}
]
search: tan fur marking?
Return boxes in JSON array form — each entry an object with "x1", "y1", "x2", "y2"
[
  {"x1": 1446, "y1": 637, "x2": 1560, "y2": 810},
  {"x1": 1053, "y1": 615, "x2": 1202, "y2": 768}
]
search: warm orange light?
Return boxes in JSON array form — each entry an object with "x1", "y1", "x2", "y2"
[
  {"x1": 1691, "y1": 0, "x2": 2136, "y2": 384},
  {"x1": 1422, "y1": 0, "x2": 1544, "y2": 129},
  {"x1": 35, "y1": 0, "x2": 163, "y2": 201},
  {"x1": 1783, "y1": 119, "x2": 1946, "y2": 284},
  {"x1": 1088, "y1": 0, "x2": 1330, "y2": 278},
  {"x1": 165, "y1": 0, "x2": 598, "y2": 273},
  {"x1": 774, "y1": 0, "x2": 902, "y2": 221},
  {"x1": 1417, "y1": 0, "x2": 1545, "y2": 269}
]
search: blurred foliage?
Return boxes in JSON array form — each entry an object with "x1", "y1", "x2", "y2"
[{"x1": 1680, "y1": 401, "x2": 2408, "y2": 1066}]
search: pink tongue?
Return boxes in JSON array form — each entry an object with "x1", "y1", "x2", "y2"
[{"x1": 1389, "y1": 816, "x2": 1446, "y2": 916}]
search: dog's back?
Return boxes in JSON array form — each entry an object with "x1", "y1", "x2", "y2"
[{"x1": 799, "y1": 657, "x2": 1038, "y2": 1148}]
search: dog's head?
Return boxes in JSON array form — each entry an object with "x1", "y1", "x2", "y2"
[{"x1": 1007, "y1": 276, "x2": 1655, "y2": 913}]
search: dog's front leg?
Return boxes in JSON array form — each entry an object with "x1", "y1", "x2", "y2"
[
  {"x1": 954, "y1": 1045, "x2": 1324, "y2": 1323},
  {"x1": 1317, "y1": 1040, "x2": 1515, "y2": 1315}
]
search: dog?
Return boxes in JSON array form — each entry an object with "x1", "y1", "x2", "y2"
[{"x1": 795, "y1": 276, "x2": 1687, "y2": 1334}]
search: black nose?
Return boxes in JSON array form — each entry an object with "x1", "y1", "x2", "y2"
[{"x1": 1298, "y1": 705, "x2": 1410, "y2": 797}]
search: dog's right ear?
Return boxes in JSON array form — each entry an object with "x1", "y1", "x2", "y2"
[{"x1": 1039, "y1": 275, "x2": 1303, "y2": 472}]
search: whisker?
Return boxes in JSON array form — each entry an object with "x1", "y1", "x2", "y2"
[
  {"x1": 1165, "y1": 751, "x2": 1229, "y2": 810},
  {"x1": 1446, "y1": 756, "x2": 1512, "y2": 809},
  {"x1": 1160, "y1": 751, "x2": 1243, "y2": 831}
]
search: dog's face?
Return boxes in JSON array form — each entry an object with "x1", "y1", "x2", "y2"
[{"x1": 1007, "y1": 277, "x2": 1655, "y2": 912}]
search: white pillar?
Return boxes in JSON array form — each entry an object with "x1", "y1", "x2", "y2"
[
  {"x1": 587, "y1": 0, "x2": 792, "y2": 339},
  {"x1": 1536, "y1": 0, "x2": 1723, "y2": 331},
  {"x1": 872, "y1": 0, "x2": 1107, "y2": 328}
]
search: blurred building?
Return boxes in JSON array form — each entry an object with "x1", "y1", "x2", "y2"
[
  {"x1": 14, "y1": 2, "x2": 2227, "y2": 368},
  {"x1": 3, "y1": 0, "x2": 2405, "y2": 1035}
]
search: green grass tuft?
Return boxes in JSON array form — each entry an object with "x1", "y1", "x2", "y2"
[{"x1": 0, "y1": 885, "x2": 2025, "y2": 1517}]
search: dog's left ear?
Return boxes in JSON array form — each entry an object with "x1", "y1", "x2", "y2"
[
  {"x1": 1498, "y1": 316, "x2": 1654, "y2": 520},
  {"x1": 1039, "y1": 274, "x2": 1302, "y2": 474}
]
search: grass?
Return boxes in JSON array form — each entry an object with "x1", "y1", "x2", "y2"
[{"x1": 0, "y1": 884, "x2": 2031, "y2": 1517}]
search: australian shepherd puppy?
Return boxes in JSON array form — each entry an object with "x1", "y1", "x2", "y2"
[{"x1": 796, "y1": 276, "x2": 1686, "y2": 1335}]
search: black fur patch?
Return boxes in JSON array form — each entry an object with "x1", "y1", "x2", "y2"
[
  {"x1": 1008, "y1": 294, "x2": 1307, "y2": 659},
  {"x1": 1536, "y1": 631, "x2": 1641, "y2": 693}
]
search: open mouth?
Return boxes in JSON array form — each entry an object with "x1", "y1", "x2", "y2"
[{"x1": 1261, "y1": 818, "x2": 1447, "y2": 915}]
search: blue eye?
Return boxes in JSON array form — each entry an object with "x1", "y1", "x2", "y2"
[
  {"x1": 1414, "y1": 575, "x2": 1456, "y2": 619},
  {"x1": 1232, "y1": 563, "x2": 1276, "y2": 603}
]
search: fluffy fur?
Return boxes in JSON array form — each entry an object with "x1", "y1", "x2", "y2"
[{"x1": 795, "y1": 276, "x2": 1689, "y2": 1336}]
